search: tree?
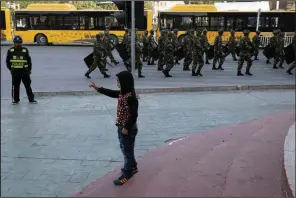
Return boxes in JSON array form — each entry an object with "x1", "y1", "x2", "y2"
[
  {"x1": 1, "y1": 1, "x2": 8, "y2": 8},
  {"x1": 144, "y1": 1, "x2": 153, "y2": 9}
]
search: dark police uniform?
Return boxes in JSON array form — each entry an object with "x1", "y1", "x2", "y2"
[{"x1": 6, "y1": 36, "x2": 36, "y2": 104}]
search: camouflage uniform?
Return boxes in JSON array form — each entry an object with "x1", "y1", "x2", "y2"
[
  {"x1": 213, "y1": 29, "x2": 225, "y2": 70},
  {"x1": 202, "y1": 29, "x2": 211, "y2": 64},
  {"x1": 103, "y1": 29, "x2": 119, "y2": 65},
  {"x1": 225, "y1": 30, "x2": 237, "y2": 61},
  {"x1": 172, "y1": 29, "x2": 180, "y2": 64},
  {"x1": 183, "y1": 30, "x2": 194, "y2": 70},
  {"x1": 142, "y1": 30, "x2": 149, "y2": 62},
  {"x1": 237, "y1": 30, "x2": 254, "y2": 76},
  {"x1": 147, "y1": 29, "x2": 157, "y2": 65},
  {"x1": 287, "y1": 33, "x2": 296, "y2": 75},
  {"x1": 122, "y1": 29, "x2": 129, "y2": 46},
  {"x1": 157, "y1": 30, "x2": 167, "y2": 70},
  {"x1": 85, "y1": 33, "x2": 110, "y2": 78},
  {"x1": 163, "y1": 32, "x2": 175, "y2": 77},
  {"x1": 274, "y1": 32, "x2": 285, "y2": 69},
  {"x1": 192, "y1": 29, "x2": 206, "y2": 76},
  {"x1": 252, "y1": 30, "x2": 261, "y2": 60},
  {"x1": 268, "y1": 30, "x2": 279, "y2": 65},
  {"x1": 126, "y1": 33, "x2": 145, "y2": 78}
]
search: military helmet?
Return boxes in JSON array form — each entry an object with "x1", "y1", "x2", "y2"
[
  {"x1": 203, "y1": 28, "x2": 207, "y2": 33},
  {"x1": 273, "y1": 29, "x2": 278, "y2": 35},
  {"x1": 256, "y1": 30, "x2": 261, "y2": 34},
  {"x1": 277, "y1": 29, "x2": 281, "y2": 33},
  {"x1": 173, "y1": 29, "x2": 178, "y2": 33},
  {"x1": 150, "y1": 29, "x2": 154, "y2": 34},
  {"x1": 144, "y1": 30, "x2": 148, "y2": 34},
  {"x1": 196, "y1": 28, "x2": 202, "y2": 35},
  {"x1": 218, "y1": 29, "x2": 224, "y2": 34},
  {"x1": 13, "y1": 35, "x2": 23, "y2": 43},
  {"x1": 125, "y1": 28, "x2": 129, "y2": 33},
  {"x1": 96, "y1": 33, "x2": 104, "y2": 40},
  {"x1": 243, "y1": 29, "x2": 250, "y2": 35},
  {"x1": 168, "y1": 32, "x2": 174, "y2": 38},
  {"x1": 231, "y1": 30, "x2": 235, "y2": 34}
]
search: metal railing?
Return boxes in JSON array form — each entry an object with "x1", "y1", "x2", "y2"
[{"x1": 260, "y1": 35, "x2": 294, "y2": 48}]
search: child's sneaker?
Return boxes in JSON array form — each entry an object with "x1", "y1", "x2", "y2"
[
  {"x1": 113, "y1": 174, "x2": 131, "y2": 186},
  {"x1": 121, "y1": 167, "x2": 138, "y2": 175}
]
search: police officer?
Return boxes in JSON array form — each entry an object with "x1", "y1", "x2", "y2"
[{"x1": 6, "y1": 36, "x2": 37, "y2": 104}]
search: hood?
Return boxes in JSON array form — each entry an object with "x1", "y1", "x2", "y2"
[{"x1": 116, "y1": 71, "x2": 135, "y2": 95}]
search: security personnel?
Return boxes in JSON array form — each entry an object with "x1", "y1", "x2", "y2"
[{"x1": 6, "y1": 36, "x2": 37, "y2": 104}]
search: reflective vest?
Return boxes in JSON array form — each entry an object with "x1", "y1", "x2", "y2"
[{"x1": 9, "y1": 48, "x2": 29, "y2": 69}]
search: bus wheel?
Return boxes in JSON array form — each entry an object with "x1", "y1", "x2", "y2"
[
  {"x1": 36, "y1": 34, "x2": 48, "y2": 46},
  {"x1": 109, "y1": 34, "x2": 118, "y2": 50}
]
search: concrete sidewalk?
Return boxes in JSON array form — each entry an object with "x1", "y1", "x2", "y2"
[{"x1": 73, "y1": 110, "x2": 295, "y2": 197}]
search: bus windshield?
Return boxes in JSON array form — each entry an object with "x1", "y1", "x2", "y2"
[{"x1": 0, "y1": 10, "x2": 6, "y2": 30}]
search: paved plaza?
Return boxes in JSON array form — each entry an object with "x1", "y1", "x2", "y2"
[
  {"x1": 1, "y1": 90, "x2": 295, "y2": 196},
  {"x1": 1, "y1": 45, "x2": 295, "y2": 98}
]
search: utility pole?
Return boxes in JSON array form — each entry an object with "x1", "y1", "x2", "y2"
[{"x1": 131, "y1": 0, "x2": 135, "y2": 76}]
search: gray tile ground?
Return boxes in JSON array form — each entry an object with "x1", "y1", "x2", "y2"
[
  {"x1": 1, "y1": 90, "x2": 295, "y2": 196},
  {"x1": 1, "y1": 46, "x2": 295, "y2": 98}
]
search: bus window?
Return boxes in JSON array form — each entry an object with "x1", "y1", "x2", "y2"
[
  {"x1": 271, "y1": 17, "x2": 279, "y2": 27},
  {"x1": 226, "y1": 17, "x2": 235, "y2": 30},
  {"x1": 64, "y1": 16, "x2": 79, "y2": 30},
  {"x1": 16, "y1": 15, "x2": 29, "y2": 30},
  {"x1": 89, "y1": 16, "x2": 105, "y2": 30},
  {"x1": 79, "y1": 16, "x2": 86, "y2": 30},
  {"x1": 174, "y1": 16, "x2": 193, "y2": 30},
  {"x1": 195, "y1": 16, "x2": 209, "y2": 29},
  {"x1": 209, "y1": 17, "x2": 224, "y2": 31},
  {"x1": 29, "y1": 15, "x2": 48, "y2": 30},
  {"x1": 159, "y1": 16, "x2": 173, "y2": 30},
  {"x1": 47, "y1": 15, "x2": 63, "y2": 30},
  {"x1": 236, "y1": 18, "x2": 245, "y2": 31},
  {"x1": 0, "y1": 10, "x2": 6, "y2": 30}
]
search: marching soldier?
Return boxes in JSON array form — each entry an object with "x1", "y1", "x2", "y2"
[
  {"x1": 212, "y1": 29, "x2": 225, "y2": 70},
  {"x1": 126, "y1": 31, "x2": 145, "y2": 78},
  {"x1": 192, "y1": 29, "x2": 205, "y2": 76},
  {"x1": 147, "y1": 29, "x2": 157, "y2": 65},
  {"x1": 275, "y1": 32, "x2": 285, "y2": 69},
  {"x1": 225, "y1": 30, "x2": 237, "y2": 61},
  {"x1": 142, "y1": 30, "x2": 149, "y2": 62},
  {"x1": 157, "y1": 30, "x2": 167, "y2": 71},
  {"x1": 268, "y1": 30, "x2": 279, "y2": 66},
  {"x1": 6, "y1": 35, "x2": 37, "y2": 104},
  {"x1": 287, "y1": 32, "x2": 296, "y2": 75},
  {"x1": 237, "y1": 30, "x2": 254, "y2": 76},
  {"x1": 85, "y1": 33, "x2": 110, "y2": 78},
  {"x1": 183, "y1": 30, "x2": 194, "y2": 71},
  {"x1": 163, "y1": 32, "x2": 175, "y2": 77},
  {"x1": 172, "y1": 29, "x2": 180, "y2": 65},
  {"x1": 202, "y1": 29, "x2": 211, "y2": 64},
  {"x1": 122, "y1": 28, "x2": 129, "y2": 47},
  {"x1": 104, "y1": 29, "x2": 119, "y2": 65},
  {"x1": 252, "y1": 30, "x2": 261, "y2": 60}
]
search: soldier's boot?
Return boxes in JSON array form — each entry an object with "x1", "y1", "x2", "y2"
[
  {"x1": 157, "y1": 66, "x2": 163, "y2": 71},
  {"x1": 138, "y1": 71, "x2": 145, "y2": 78},
  {"x1": 104, "y1": 68, "x2": 108, "y2": 71},
  {"x1": 273, "y1": 64, "x2": 278, "y2": 69},
  {"x1": 151, "y1": 61, "x2": 155, "y2": 65},
  {"x1": 218, "y1": 65, "x2": 224, "y2": 70},
  {"x1": 212, "y1": 65, "x2": 218, "y2": 70},
  {"x1": 85, "y1": 72, "x2": 91, "y2": 79},
  {"x1": 103, "y1": 72, "x2": 110, "y2": 78},
  {"x1": 205, "y1": 60, "x2": 211, "y2": 64},
  {"x1": 287, "y1": 70, "x2": 293, "y2": 75},
  {"x1": 163, "y1": 70, "x2": 172, "y2": 77},
  {"x1": 266, "y1": 59, "x2": 271, "y2": 64},
  {"x1": 237, "y1": 71, "x2": 244, "y2": 76},
  {"x1": 197, "y1": 69, "x2": 203, "y2": 76},
  {"x1": 254, "y1": 56, "x2": 259, "y2": 61},
  {"x1": 245, "y1": 70, "x2": 253, "y2": 76},
  {"x1": 192, "y1": 70, "x2": 197, "y2": 76},
  {"x1": 279, "y1": 64, "x2": 284, "y2": 69},
  {"x1": 175, "y1": 60, "x2": 180, "y2": 65}
]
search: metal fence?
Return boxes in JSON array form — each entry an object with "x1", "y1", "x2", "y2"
[{"x1": 260, "y1": 35, "x2": 294, "y2": 48}]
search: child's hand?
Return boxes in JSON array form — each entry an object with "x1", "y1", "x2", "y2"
[
  {"x1": 89, "y1": 81, "x2": 98, "y2": 90},
  {"x1": 122, "y1": 128, "x2": 128, "y2": 135}
]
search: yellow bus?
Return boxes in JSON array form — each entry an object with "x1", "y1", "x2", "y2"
[
  {"x1": 13, "y1": 3, "x2": 153, "y2": 46},
  {"x1": 158, "y1": 4, "x2": 296, "y2": 45},
  {"x1": 1, "y1": 7, "x2": 13, "y2": 41}
]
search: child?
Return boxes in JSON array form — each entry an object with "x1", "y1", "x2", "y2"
[{"x1": 89, "y1": 70, "x2": 139, "y2": 186}]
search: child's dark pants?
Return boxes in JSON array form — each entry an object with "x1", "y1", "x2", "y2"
[{"x1": 117, "y1": 124, "x2": 138, "y2": 178}]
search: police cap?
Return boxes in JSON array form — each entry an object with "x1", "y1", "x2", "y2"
[{"x1": 13, "y1": 35, "x2": 23, "y2": 43}]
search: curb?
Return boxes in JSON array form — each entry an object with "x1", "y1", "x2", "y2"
[
  {"x1": 1, "y1": 43, "x2": 93, "y2": 47},
  {"x1": 31, "y1": 84, "x2": 296, "y2": 97},
  {"x1": 282, "y1": 123, "x2": 295, "y2": 197}
]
